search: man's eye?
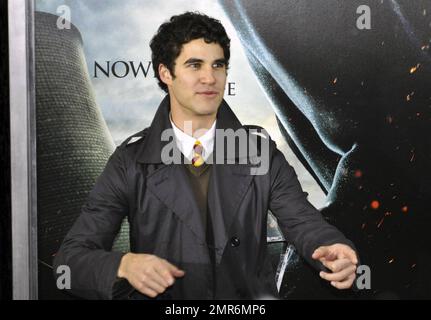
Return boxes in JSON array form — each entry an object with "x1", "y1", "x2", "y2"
[
  {"x1": 213, "y1": 63, "x2": 225, "y2": 68},
  {"x1": 189, "y1": 63, "x2": 200, "y2": 69}
]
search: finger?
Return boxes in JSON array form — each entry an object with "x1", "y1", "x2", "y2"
[
  {"x1": 322, "y1": 250, "x2": 338, "y2": 261},
  {"x1": 137, "y1": 272, "x2": 167, "y2": 292},
  {"x1": 143, "y1": 277, "x2": 168, "y2": 294},
  {"x1": 344, "y1": 249, "x2": 358, "y2": 265},
  {"x1": 151, "y1": 267, "x2": 171, "y2": 287},
  {"x1": 322, "y1": 258, "x2": 352, "y2": 273},
  {"x1": 319, "y1": 264, "x2": 357, "y2": 282},
  {"x1": 312, "y1": 246, "x2": 329, "y2": 260},
  {"x1": 162, "y1": 260, "x2": 185, "y2": 278},
  {"x1": 332, "y1": 245, "x2": 358, "y2": 264},
  {"x1": 331, "y1": 273, "x2": 356, "y2": 290},
  {"x1": 155, "y1": 267, "x2": 176, "y2": 286},
  {"x1": 135, "y1": 283, "x2": 159, "y2": 298},
  {"x1": 172, "y1": 268, "x2": 185, "y2": 277},
  {"x1": 320, "y1": 264, "x2": 356, "y2": 282}
]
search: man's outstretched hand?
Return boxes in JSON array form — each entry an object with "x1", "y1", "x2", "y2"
[
  {"x1": 117, "y1": 253, "x2": 185, "y2": 298},
  {"x1": 312, "y1": 243, "x2": 358, "y2": 290}
]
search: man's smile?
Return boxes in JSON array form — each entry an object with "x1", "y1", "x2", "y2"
[{"x1": 196, "y1": 91, "x2": 218, "y2": 97}]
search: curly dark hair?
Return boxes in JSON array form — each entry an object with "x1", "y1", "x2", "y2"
[{"x1": 150, "y1": 12, "x2": 231, "y2": 93}]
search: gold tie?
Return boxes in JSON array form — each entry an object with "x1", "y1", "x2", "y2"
[{"x1": 192, "y1": 140, "x2": 204, "y2": 167}]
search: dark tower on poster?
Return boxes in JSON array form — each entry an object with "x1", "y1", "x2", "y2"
[{"x1": 35, "y1": 11, "x2": 129, "y2": 299}]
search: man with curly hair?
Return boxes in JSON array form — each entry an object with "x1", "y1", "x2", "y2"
[{"x1": 54, "y1": 12, "x2": 358, "y2": 300}]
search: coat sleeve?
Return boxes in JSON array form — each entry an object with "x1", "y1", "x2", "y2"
[
  {"x1": 268, "y1": 148, "x2": 356, "y2": 271},
  {"x1": 53, "y1": 147, "x2": 130, "y2": 299}
]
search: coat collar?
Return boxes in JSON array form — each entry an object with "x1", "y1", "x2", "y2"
[{"x1": 137, "y1": 95, "x2": 245, "y2": 164}]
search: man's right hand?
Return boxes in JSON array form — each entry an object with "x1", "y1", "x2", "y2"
[{"x1": 117, "y1": 253, "x2": 185, "y2": 298}]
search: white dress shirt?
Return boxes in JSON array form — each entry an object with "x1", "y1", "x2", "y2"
[{"x1": 170, "y1": 114, "x2": 216, "y2": 162}]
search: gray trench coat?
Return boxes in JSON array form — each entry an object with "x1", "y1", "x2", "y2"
[{"x1": 53, "y1": 96, "x2": 355, "y2": 299}]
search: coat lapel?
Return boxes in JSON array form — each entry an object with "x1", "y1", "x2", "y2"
[
  {"x1": 137, "y1": 95, "x2": 209, "y2": 244},
  {"x1": 146, "y1": 164, "x2": 207, "y2": 245}
]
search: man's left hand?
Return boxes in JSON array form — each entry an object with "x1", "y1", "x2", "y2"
[{"x1": 312, "y1": 243, "x2": 358, "y2": 290}]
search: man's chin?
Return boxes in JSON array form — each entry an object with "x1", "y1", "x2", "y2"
[
  {"x1": 195, "y1": 110, "x2": 218, "y2": 117},
  {"x1": 194, "y1": 102, "x2": 221, "y2": 116}
]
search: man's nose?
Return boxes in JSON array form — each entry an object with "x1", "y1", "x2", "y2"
[{"x1": 200, "y1": 67, "x2": 216, "y2": 84}]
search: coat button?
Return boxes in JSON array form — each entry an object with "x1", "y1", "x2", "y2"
[{"x1": 230, "y1": 236, "x2": 240, "y2": 247}]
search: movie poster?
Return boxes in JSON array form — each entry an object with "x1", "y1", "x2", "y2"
[{"x1": 34, "y1": 0, "x2": 431, "y2": 299}]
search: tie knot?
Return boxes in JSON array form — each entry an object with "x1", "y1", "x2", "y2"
[
  {"x1": 193, "y1": 140, "x2": 204, "y2": 155},
  {"x1": 192, "y1": 140, "x2": 204, "y2": 167}
]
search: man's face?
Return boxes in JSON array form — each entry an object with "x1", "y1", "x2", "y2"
[{"x1": 161, "y1": 38, "x2": 227, "y2": 117}]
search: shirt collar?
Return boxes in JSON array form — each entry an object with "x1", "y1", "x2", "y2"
[{"x1": 170, "y1": 114, "x2": 216, "y2": 161}]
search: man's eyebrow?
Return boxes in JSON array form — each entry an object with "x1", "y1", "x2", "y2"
[
  {"x1": 183, "y1": 58, "x2": 227, "y2": 65},
  {"x1": 184, "y1": 58, "x2": 204, "y2": 65},
  {"x1": 214, "y1": 58, "x2": 227, "y2": 65}
]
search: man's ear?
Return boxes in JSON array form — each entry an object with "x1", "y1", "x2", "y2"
[{"x1": 159, "y1": 64, "x2": 173, "y2": 86}]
